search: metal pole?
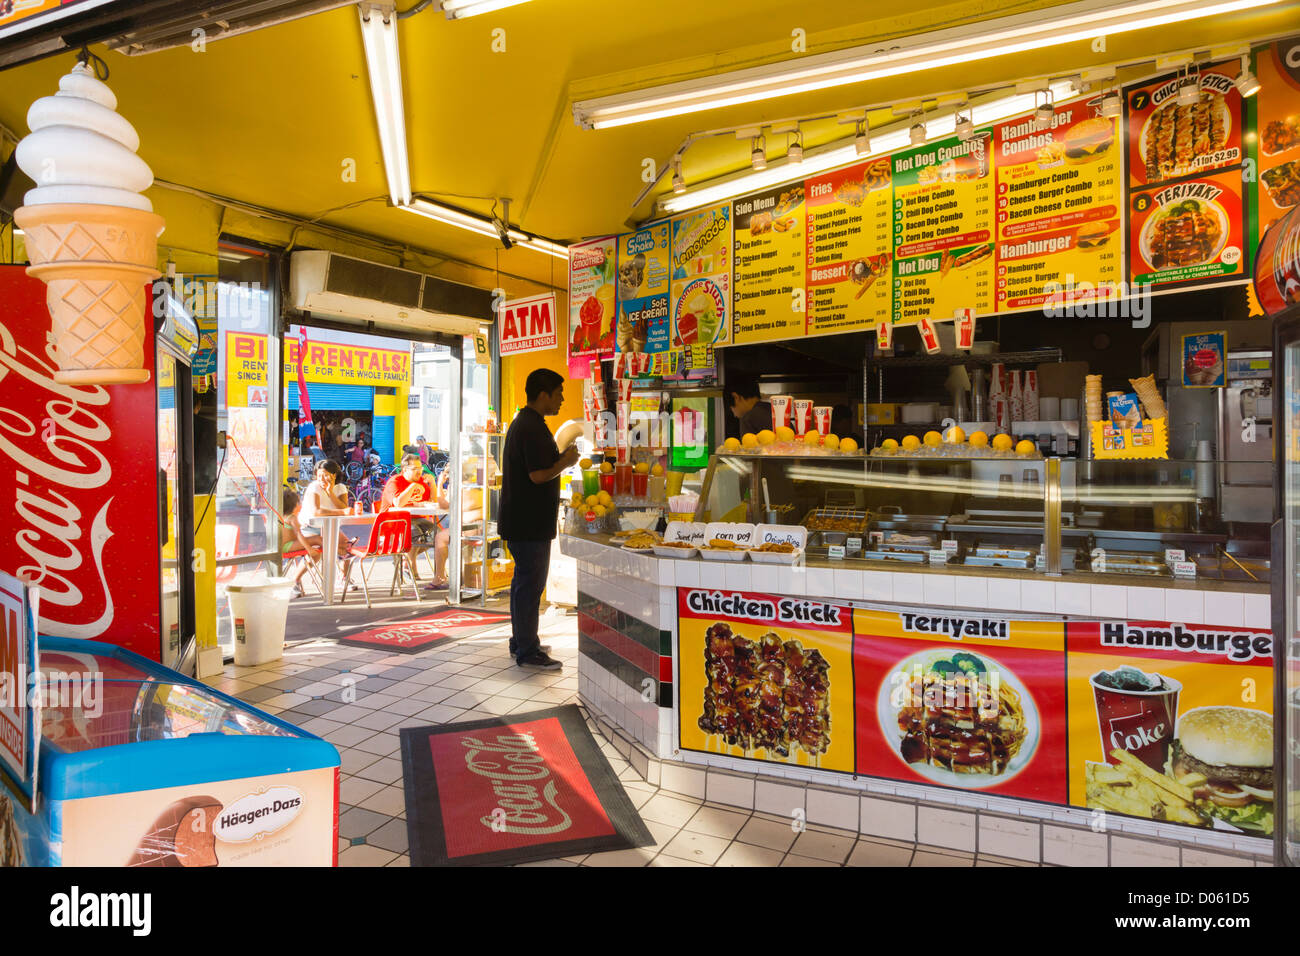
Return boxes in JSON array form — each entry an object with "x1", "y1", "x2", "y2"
[
  {"x1": 1044, "y1": 456, "x2": 1062, "y2": 576},
  {"x1": 267, "y1": 299, "x2": 284, "y2": 575}
]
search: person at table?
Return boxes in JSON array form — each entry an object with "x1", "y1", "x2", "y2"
[
  {"x1": 380, "y1": 453, "x2": 450, "y2": 588},
  {"x1": 500, "y1": 368, "x2": 579, "y2": 671},
  {"x1": 300, "y1": 459, "x2": 356, "y2": 576},
  {"x1": 280, "y1": 489, "x2": 321, "y2": 599}
]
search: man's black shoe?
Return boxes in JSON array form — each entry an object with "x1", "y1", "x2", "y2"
[
  {"x1": 509, "y1": 644, "x2": 550, "y2": 655},
  {"x1": 516, "y1": 651, "x2": 562, "y2": 671}
]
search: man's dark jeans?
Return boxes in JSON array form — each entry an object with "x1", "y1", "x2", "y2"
[{"x1": 507, "y1": 539, "x2": 551, "y2": 660}]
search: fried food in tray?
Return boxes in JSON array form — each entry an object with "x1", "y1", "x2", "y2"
[
  {"x1": 620, "y1": 530, "x2": 662, "y2": 550},
  {"x1": 803, "y1": 508, "x2": 868, "y2": 534},
  {"x1": 1262, "y1": 117, "x2": 1300, "y2": 157},
  {"x1": 1148, "y1": 199, "x2": 1223, "y2": 268},
  {"x1": 706, "y1": 538, "x2": 746, "y2": 551},
  {"x1": 698, "y1": 624, "x2": 831, "y2": 760},
  {"x1": 656, "y1": 540, "x2": 696, "y2": 550},
  {"x1": 754, "y1": 541, "x2": 796, "y2": 553},
  {"x1": 1262, "y1": 160, "x2": 1300, "y2": 209}
]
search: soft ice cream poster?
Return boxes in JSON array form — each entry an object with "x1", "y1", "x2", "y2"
[
  {"x1": 567, "y1": 236, "x2": 617, "y2": 359},
  {"x1": 1182, "y1": 330, "x2": 1226, "y2": 387},
  {"x1": 670, "y1": 204, "x2": 731, "y2": 347},
  {"x1": 617, "y1": 223, "x2": 671, "y2": 354}
]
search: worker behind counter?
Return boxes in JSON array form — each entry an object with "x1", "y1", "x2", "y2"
[{"x1": 724, "y1": 374, "x2": 796, "y2": 518}]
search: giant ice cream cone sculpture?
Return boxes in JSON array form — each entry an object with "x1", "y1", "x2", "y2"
[{"x1": 13, "y1": 61, "x2": 164, "y2": 385}]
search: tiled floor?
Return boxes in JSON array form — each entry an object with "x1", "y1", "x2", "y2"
[{"x1": 209, "y1": 604, "x2": 1038, "y2": 867}]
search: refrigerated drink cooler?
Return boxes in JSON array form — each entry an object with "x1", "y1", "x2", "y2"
[
  {"x1": 2, "y1": 637, "x2": 339, "y2": 867},
  {"x1": 1274, "y1": 305, "x2": 1300, "y2": 868}
]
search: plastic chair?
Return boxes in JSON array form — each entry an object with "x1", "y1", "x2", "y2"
[
  {"x1": 283, "y1": 547, "x2": 324, "y2": 597},
  {"x1": 341, "y1": 512, "x2": 422, "y2": 608},
  {"x1": 215, "y1": 524, "x2": 239, "y2": 583}
]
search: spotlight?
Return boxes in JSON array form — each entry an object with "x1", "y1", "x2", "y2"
[
  {"x1": 1100, "y1": 90, "x2": 1122, "y2": 118},
  {"x1": 854, "y1": 121, "x2": 870, "y2": 156},
  {"x1": 1177, "y1": 72, "x2": 1200, "y2": 105},
  {"x1": 751, "y1": 136, "x2": 767, "y2": 170},
  {"x1": 1235, "y1": 55, "x2": 1260, "y2": 97},
  {"x1": 955, "y1": 105, "x2": 973, "y2": 141},
  {"x1": 787, "y1": 132, "x2": 803, "y2": 164},
  {"x1": 1033, "y1": 89, "x2": 1053, "y2": 129},
  {"x1": 910, "y1": 121, "x2": 926, "y2": 146},
  {"x1": 671, "y1": 159, "x2": 686, "y2": 194}
]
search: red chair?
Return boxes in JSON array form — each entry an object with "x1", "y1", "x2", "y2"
[
  {"x1": 283, "y1": 547, "x2": 324, "y2": 597},
  {"x1": 215, "y1": 524, "x2": 239, "y2": 583},
  {"x1": 341, "y1": 512, "x2": 422, "y2": 608}
]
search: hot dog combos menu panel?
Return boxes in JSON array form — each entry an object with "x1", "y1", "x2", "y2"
[
  {"x1": 676, "y1": 589, "x2": 1275, "y2": 839},
  {"x1": 1125, "y1": 61, "x2": 1248, "y2": 288},
  {"x1": 993, "y1": 101, "x2": 1124, "y2": 311}
]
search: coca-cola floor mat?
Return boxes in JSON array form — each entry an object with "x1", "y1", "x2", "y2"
[
  {"x1": 332, "y1": 606, "x2": 512, "y2": 654},
  {"x1": 401, "y1": 706, "x2": 654, "y2": 866}
]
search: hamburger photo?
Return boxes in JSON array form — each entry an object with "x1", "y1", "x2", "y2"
[
  {"x1": 1063, "y1": 116, "x2": 1114, "y2": 165},
  {"x1": 1076, "y1": 220, "x2": 1111, "y2": 250},
  {"x1": 1169, "y1": 706, "x2": 1273, "y2": 834}
]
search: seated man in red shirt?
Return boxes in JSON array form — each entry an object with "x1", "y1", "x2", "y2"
[{"x1": 380, "y1": 453, "x2": 450, "y2": 587}]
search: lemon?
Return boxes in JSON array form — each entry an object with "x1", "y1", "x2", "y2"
[
  {"x1": 723, "y1": 437, "x2": 742, "y2": 452},
  {"x1": 599, "y1": 461, "x2": 614, "y2": 474},
  {"x1": 571, "y1": 494, "x2": 584, "y2": 507},
  {"x1": 803, "y1": 430, "x2": 823, "y2": 446},
  {"x1": 597, "y1": 491, "x2": 612, "y2": 506},
  {"x1": 741, "y1": 433, "x2": 760, "y2": 448},
  {"x1": 840, "y1": 437, "x2": 859, "y2": 453},
  {"x1": 585, "y1": 494, "x2": 599, "y2": 508},
  {"x1": 634, "y1": 462, "x2": 650, "y2": 474},
  {"x1": 1015, "y1": 439, "x2": 1037, "y2": 456},
  {"x1": 579, "y1": 458, "x2": 592, "y2": 469},
  {"x1": 592, "y1": 504, "x2": 607, "y2": 517},
  {"x1": 775, "y1": 425, "x2": 795, "y2": 442},
  {"x1": 991, "y1": 433, "x2": 1014, "y2": 452},
  {"x1": 881, "y1": 438, "x2": 899, "y2": 452},
  {"x1": 923, "y1": 430, "x2": 942, "y2": 447},
  {"x1": 901, "y1": 435, "x2": 921, "y2": 451},
  {"x1": 968, "y1": 431, "x2": 989, "y2": 448},
  {"x1": 823, "y1": 434, "x2": 840, "y2": 451},
  {"x1": 651, "y1": 463, "x2": 664, "y2": 476},
  {"x1": 757, "y1": 429, "x2": 776, "y2": 445},
  {"x1": 944, "y1": 426, "x2": 966, "y2": 444}
]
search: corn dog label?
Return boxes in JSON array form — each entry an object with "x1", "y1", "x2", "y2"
[
  {"x1": 732, "y1": 184, "x2": 806, "y2": 343},
  {"x1": 804, "y1": 161, "x2": 893, "y2": 336},
  {"x1": 993, "y1": 99, "x2": 1124, "y2": 311},
  {"x1": 891, "y1": 132, "x2": 996, "y2": 326}
]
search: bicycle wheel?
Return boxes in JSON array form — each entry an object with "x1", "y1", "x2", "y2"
[{"x1": 344, "y1": 462, "x2": 363, "y2": 483}]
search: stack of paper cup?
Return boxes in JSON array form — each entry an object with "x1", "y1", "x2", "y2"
[
  {"x1": 1024, "y1": 370, "x2": 1039, "y2": 421},
  {"x1": 1040, "y1": 396, "x2": 1060, "y2": 420},
  {"x1": 1085, "y1": 374, "x2": 1104, "y2": 422},
  {"x1": 1009, "y1": 371, "x2": 1024, "y2": 422}
]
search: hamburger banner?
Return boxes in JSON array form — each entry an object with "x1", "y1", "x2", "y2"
[
  {"x1": 1067, "y1": 619, "x2": 1273, "y2": 836},
  {"x1": 677, "y1": 588, "x2": 854, "y2": 773},
  {"x1": 852, "y1": 608, "x2": 1068, "y2": 802},
  {"x1": 993, "y1": 102, "x2": 1124, "y2": 311}
]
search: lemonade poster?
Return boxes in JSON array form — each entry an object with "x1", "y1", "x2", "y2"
[
  {"x1": 567, "y1": 236, "x2": 617, "y2": 360},
  {"x1": 670, "y1": 204, "x2": 731, "y2": 349}
]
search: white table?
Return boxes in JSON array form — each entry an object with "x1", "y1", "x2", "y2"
[{"x1": 315, "y1": 507, "x2": 446, "y2": 605}]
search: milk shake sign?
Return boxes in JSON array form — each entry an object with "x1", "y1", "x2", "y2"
[{"x1": 498, "y1": 293, "x2": 559, "y2": 356}]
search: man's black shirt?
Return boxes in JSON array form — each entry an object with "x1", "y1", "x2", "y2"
[{"x1": 499, "y1": 406, "x2": 561, "y2": 541}]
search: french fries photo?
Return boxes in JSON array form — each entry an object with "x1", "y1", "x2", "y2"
[{"x1": 1084, "y1": 750, "x2": 1209, "y2": 827}]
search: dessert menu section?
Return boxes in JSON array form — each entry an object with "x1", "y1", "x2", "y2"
[
  {"x1": 891, "y1": 132, "x2": 996, "y2": 326},
  {"x1": 993, "y1": 102, "x2": 1124, "y2": 311},
  {"x1": 732, "y1": 184, "x2": 806, "y2": 344},
  {"x1": 804, "y1": 159, "x2": 893, "y2": 336}
]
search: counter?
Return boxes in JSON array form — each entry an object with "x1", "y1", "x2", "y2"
[{"x1": 562, "y1": 531, "x2": 1273, "y2": 866}]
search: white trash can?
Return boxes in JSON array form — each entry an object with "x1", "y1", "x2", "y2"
[{"x1": 227, "y1": 576, "x2": 295, "y2": 667}]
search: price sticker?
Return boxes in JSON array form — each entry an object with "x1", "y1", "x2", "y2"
[
  {"x1": 928, "y1": 549, "x2": 948, "y2": 565},
  {"x1": 828, "y1": 545, "x2": 846, "y2": 560},
  {"x1": 846, "y1": 537, "x2": 862, "y2": 553}
]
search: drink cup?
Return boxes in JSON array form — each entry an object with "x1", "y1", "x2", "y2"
[
  {"x1": 956, "y1": 309, "x2": 975, "y2": 349},
  {"x1": 632, "y1": 471, "x2": 649, "y2": 496},
  {"x1": 1090, "y1": 670, "x2": 1182, "y2": 772},
  {"x1": 648, "y1": 475, "x2": 666, "y2": 502},
  {"x1": 615, "y1": 462, "x2": 633, "y2": 495},
  {"x1": 918, "y1": 318, "x2": 941, "y2": 354},
  {"x1": 618, "y1": 379, "x2": 633, "y2": 402},
  {"x1": 599, "y1": 472, "x2": 615, "y2": 494},
  {"x1": 582, "y1": 469, "x2": 600, "y2": 496},
  {"x1": 813, "y1": 405, "x2": 832, "y2": 437},
  {"x1": 666, "y1": 470, "x2": 686, "y2": 497},
  {"x1": 793, "y1": 399, "x2": 813, "y2": 436},
  {"x1": 770, "y1": 395, "x2": 792, "y2": 431}
]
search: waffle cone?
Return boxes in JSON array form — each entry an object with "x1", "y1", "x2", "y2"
[{"x1": 13, "y1": 203, "x2": 164, "y2": 385}]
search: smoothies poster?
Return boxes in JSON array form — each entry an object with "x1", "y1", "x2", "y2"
[
  {"x1": 677, "y1": 588, "x2": 854, "y2": 772},
  {"x1": 670, "y1": 204, "x2": 731, "y2": 349},
  {"x1": 567, "y1": 236, "x2": 617, "y2": 360},
  {"x1": 891, "y1": 132, "x2": 996, "y2": 326},
  {"x1": 616, "y1": 222, "x2": 670, "y2": 354},
  {"x1": 732, "y1": 183, "x2": 806, "y2": 344},
  {"x1": 804, "y1": 160, "x2": 893, "y2": 336},
  {"x1": 993, "y1": 99, "x2": 1124, "y2": 311},
  {"x1": 1066, "y1": 620, "x2": 1274, "y2": 837},
  {"x1": 1253, "y1": 36, "x2": 1300, "y2": 239},
  {"x1": 853, "y1": 608, "x2": 1067, "y2": 803},
  {"x1": 1126, "y1": 62, "x2": 1244, "y2": 190},
  {"x1": 1128, "y1": 170, "x2": 1246, "y2": 287}
]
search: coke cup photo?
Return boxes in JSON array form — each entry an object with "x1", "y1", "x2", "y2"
[
  {"x1": 813, "y1": 405, "x2": 832, "y2": 436},
  {"x1": 770, "y1": 395, "x2": 792, "y2": 431},
  {"x1": 956, "y1": 309, "x2": 975, "y2": 349},
  {"x1": 792, "y1": 399, "x2": 813, "y2": 436},
  {"x1": 918, "y1": 317, "x2": 940, "y2": 354},
  {"x1": 617, "y1": 378, "x2": 633, "y2": 403},
  {"x1": 1090, "y1": 669, "x2": 1182, "y2": 772}
]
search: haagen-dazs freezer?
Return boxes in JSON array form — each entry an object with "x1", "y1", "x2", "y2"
[{"x1": 1, "y1": 637, "x2": 339, "y2": 867}]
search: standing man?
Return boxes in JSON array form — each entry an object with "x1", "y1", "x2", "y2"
[{"x1": 500, "y1": 368, "x2": 578, "y2": 670}]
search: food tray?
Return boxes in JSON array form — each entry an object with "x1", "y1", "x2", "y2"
[
  {"x1": 699, "y1": 546, "x2": 749, "y2": 562},
  {"x1": 861, "y1": 549, "x2": 926, "y2": 563},
  {"x1": 620, "y1": 545, "x2": 657, "y2": 554},
  {"x1": 964, "y1": 555, "x2": 1033, "y2": 569},
  {"x1": 749, "y1": 547, "x2": 803, "y2": 565},
  {"x1": 801, "y1": 507, "x2": 868, "y2": 534},
  {"x1": 653, "y1": 543, "x2": 698, "y2": 558}
]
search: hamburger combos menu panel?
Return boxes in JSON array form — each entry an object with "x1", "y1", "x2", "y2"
[{"x1": 675, "y1": 589, "x2": 1275, "y2": 839}]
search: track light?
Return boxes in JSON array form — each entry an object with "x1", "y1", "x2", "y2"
[
  {"x1": 672, "y1": 159, "x2": 686, "y2": 194},
  {"x1": 1100, "y1": 89, "x2": 1122, "y2": 117},
  {"x1": 402, "y1": 199, "x2": 568, "y2": 259},
  {"x1": 854, "y1": 121, "x2": 870, "y2": 155},
  {"x1": 954, "y1": 105, "x2": 973, "y2": 141},
  {"x1": 787, "y1": 131, "x2": 803, "y2": 164},
  {"x1": 910, "y1": 118, "x2": 927, "y2": 146},
  {"x1": 1235, "y1": 55, "x2": 1260, "y2": 97},
  {"x1": 1177, "y1": 70, "x2": 1200, "y2": 105},
  {"x1": 751, "y1": 136, "x2": 767, "y2": 170},
  {"x1": 1033, "y1": 89, "x2": 1053, "y2": 129}
]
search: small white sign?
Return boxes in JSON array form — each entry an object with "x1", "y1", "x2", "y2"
[
  {"x1": 928, "y1": 549, "x2": 948, "y2": 565},
  {"x1": 213, "y1": 786, "x2": 305, "y2": 843},
  {"x1": 1171, "y1": 560, "x2": 1197, "y2": 578},
  {"x1": 827, "y1": 545, "x2": 846, "y2": 560},
  {"x1": 1164, "y1": 548, "x2": 1186, "y2": 564},
  {"x1": 846, "y1": 536, "x2": 862, "y2": 552},
  {"x1": 704, "y1": 522, "x2": 755, "y2": 547},
  {"x1": 941, "y1": 539, "x2": 959, "y2": 555}
]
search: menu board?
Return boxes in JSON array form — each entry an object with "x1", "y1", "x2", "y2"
[
  {"x1": 616, "y1": 223, "x2": 671, "y2": 354},
  {"x1": 1067, "y1": 620, "x2": 1274, "y2": 836},
  {"x1": 853, "y1": 608, "x2": 1067, "y2": 802},
  {"x1": 732, "y1": 184, "x2": 806, "y2": 344},
  {"x1": 1254, "y1": 37, "x2": 1300, "y2": 240},
  {"x1": 1126, "y1": 63, "x2": 1244, "y2": 190},
  {"x1": 891, "y1": 132, "x2": 996, "y2": 325},
  {"x1": 567, "y1": 236, "x2": 617, "y2": 360},
  {"x1": 993, "y1": 100, "x2": 1124, "y2": 311},
  {"x1": 1128, "y1": 170, "x2": 1246, "y2": 287},
  {"x1": 669, "y1": 204, "x2": 731, "y2": 349},
  {"x1": 804, "y1": 160, "x2": 893, "y2": 335}
]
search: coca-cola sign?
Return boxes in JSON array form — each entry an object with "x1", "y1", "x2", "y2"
[{"x1": 0, "y1": 268, "x2": 159, "y2": 658}]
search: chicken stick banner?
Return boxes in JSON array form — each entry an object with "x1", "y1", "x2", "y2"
[
  {"x1": 890, "y1": 132, "x2": 996, "y2": 326},
  {"x1": 993, "y1": 99, "x2": 1124, "y2": 311},
  {"x1": 1126, "y1": 62, "x2": 1245, "y2": 191},
  {"x1": 852, "y1": 608, "x2": 1067, "y2": 803},
  {"x1": 1066, "y1": 620, "x2": 1273, "y2": 838},
  {"x1": 678, "y1": 589, "x2": 854, "y2": 773},
  {"x1": 804, "y1": 160, "x2": 893, "y2": 337},
  {"x1": 732, "y1": 183, "x2": 806, "y2": 344}
]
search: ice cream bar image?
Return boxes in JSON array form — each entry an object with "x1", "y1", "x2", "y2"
[{"x1": 127, "y1": 796, "x2": 223, "y2": 867}]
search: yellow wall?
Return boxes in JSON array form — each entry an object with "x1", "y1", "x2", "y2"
[{"x1": 501, "y1": 289, "x2": 584, "y2": 437}]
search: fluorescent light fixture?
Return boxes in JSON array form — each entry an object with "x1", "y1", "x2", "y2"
[
  {"x1": 441, "y1": 0, "x2": 532, "y2": 18},
  {"x1": 358, "y1": 4, "x2": 411, "y2": 207},
  {"x1": 574, "y1": 0, "x2": 1281, "y2": 129},
  {"x1": 1100, "y1": 89, "x2": 1122, "y2": 117},
  {"x1": 402, "y1": 198, "x2": 568, "y2": 259},
  {"x1": 659, "y1": 82, "x2": 1074, "y2": 215},
  {"x1": 1235, "y1": 55, "x2": 1261, "y2": 96}
]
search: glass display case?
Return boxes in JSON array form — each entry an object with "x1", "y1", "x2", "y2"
[
  {"x1": 1273, "y1": 305, "x2": 1300, "y2": 867},
  {"x1": 698, "y1": 451, "x2": 1272, "y2": 583},
  {"x1": 457, "y1": 430, "x2": 510, "y2": 605}
]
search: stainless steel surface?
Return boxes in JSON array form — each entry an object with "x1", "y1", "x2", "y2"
[
  {"x1": 1045, "y1": 457, "x2": 1062, "y2": 575},
  {"x1": 1218, "y1": 348, "x2": 1274, "y2": 523}
]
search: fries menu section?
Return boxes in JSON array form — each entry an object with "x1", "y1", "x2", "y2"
[
  {"x1": 677, "y1": 590, "x2": 1274, "y2": 838},
  {"x1": 805, "y1": 162, "x2": 893, "y2": 337}
]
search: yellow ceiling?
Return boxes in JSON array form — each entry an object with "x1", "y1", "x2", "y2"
[{"x1": 0, "y1": 0, "x2": 1295, "y2": 290}]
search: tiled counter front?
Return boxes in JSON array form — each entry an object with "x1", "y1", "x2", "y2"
[{"x1": 559, "y1": 534, "x2": 1272, "y2": 866}]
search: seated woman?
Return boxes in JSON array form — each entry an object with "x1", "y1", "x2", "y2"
[
  {"x1": 380, "y1": 453, "x2": 450, "y2": 588},
  {"x1": 280, "y1": 489, "x2": 321, "y2": 599},
  {"x1": 299, "y1": 459, "x2": 356, "y2": 578}
]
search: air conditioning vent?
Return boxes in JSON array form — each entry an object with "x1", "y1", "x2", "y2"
[
  {"x1": 421, "y1": 279, "x2": 493, "y2": 320},
  {"x1": 326, "y1": 256, "x2": 421, "y2": 308}
]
